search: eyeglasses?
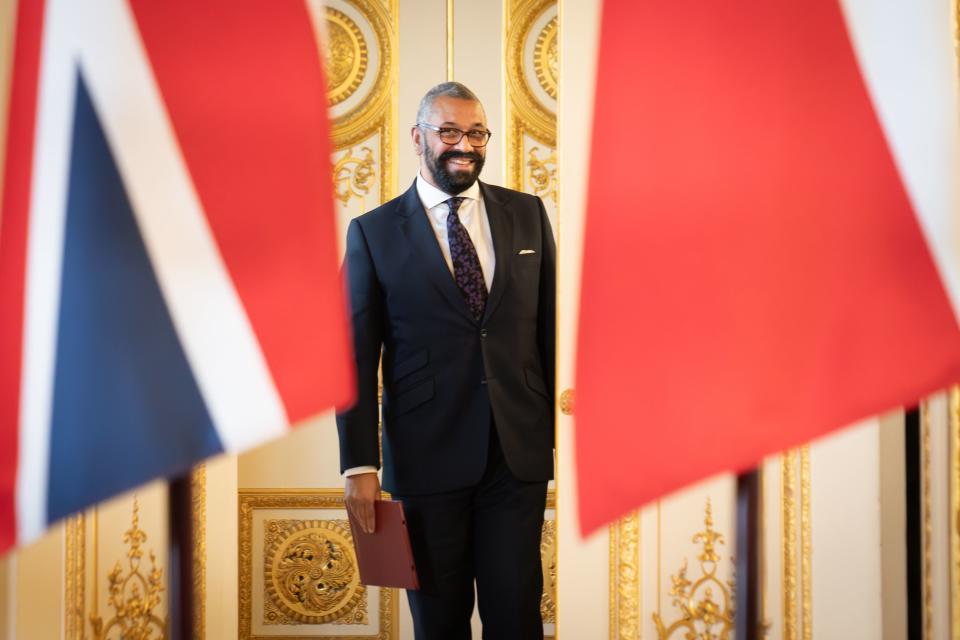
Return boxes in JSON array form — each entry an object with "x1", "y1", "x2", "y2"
[{"x1": 417, "y1": 122, "x2": 492, "y2": 147}]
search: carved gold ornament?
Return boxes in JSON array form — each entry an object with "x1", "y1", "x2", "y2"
[
  {"x1": 559, "y1": 388, "x2": 574, "y2": 416},
  {"x1": 527, "y1": 147, "x2": 557, "y2": 205},
  {"x1": 653, "y1": 499, "x2": 735, "y2": 640},
  {"x1": 263, "y1": 519, "x2": 366, "y2": 625},
  {"x1": 533, "y1": 16, "x2": 558, "y2": 100},
  {"x1": 334, "y1": 146, "x2": 377, "y2": 205},
  {"x1": 323, "y1": 7, "x2": 368, "y2": 106},
  {"x1": 89, "y1": 498, "x2": 167, "y2": 640},
  {"x1": 540, "y1": 519, "x2": 557, "y2": 623},
  {"x1": 239, "y1": 490, "x2": 399, "y2": 639}
]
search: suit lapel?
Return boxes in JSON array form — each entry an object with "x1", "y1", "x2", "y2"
[
  {"x1": 481, "y1": 182, "x2": 513, "y2": 324},
  {"x1": 397, "y1": 182, "x2": 477, "y2": 323}
]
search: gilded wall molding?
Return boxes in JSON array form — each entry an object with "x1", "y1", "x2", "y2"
[
  {"x1": 192, "y1": 464, "x2": 207, "y2": 640},
  {"x1": 65, "y1": 514, "x2": 86, "y2": 639},
  {"x1": 609, "y1": 512, "x2": 640, "y2": 640},
  {"x1": 921, "y1": 400, "x2": 934, "y2": 639},
  {"x1": 781, "y1": 448, "x2": 812, "y2": 640},
  {"x1": 238, "y1": 489, "x2": 398, "y2": 640},
  {"x1": 319, "y1": 0, "x2": 398, "y2": 201},
  {"x1": 505, "y1": 0, "x2": 557, "y2": 195},
  {"x1": 950, "y1": 386, "x2": 960, "y2": 640}
]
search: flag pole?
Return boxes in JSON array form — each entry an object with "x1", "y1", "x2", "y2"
[
  {"x1": 735, "y1": 467, "x2": 762, "y2": 640},
  {"x1": 168, "y1": 472, "x2": 194, "y2": 640}
]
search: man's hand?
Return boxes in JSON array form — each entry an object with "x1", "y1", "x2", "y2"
[{"x1": 345, "y1": 472, "x2": 380, "y2": 533}]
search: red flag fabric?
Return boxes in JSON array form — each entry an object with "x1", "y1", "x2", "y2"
[{"x1": 576, "y1": 0, "x2": 960, "y2": 533}]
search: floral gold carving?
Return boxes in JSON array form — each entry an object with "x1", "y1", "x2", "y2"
[
  {"x1": 533, "y1": 16, "x2": 558, "y2": 100},
  {"x1": 89, "y1": 497, "x2": 167, "y2": 640},
  {"x1": 653, "y1": 499, "x2": 734, "y2": 640},
  {"x1": 239, "y1": 489, "x2": 398, "y2": 639},
  {"x1": 527, "y1": 147, "x2": 557, "y2": 205},
  {"x1": 334, "y1": 146, "x2": 377, "y2": 205},
  {"x1": 263, "y1": 519, "x2": 366, "y2": 625},
  {"x1": 540, "y1": 519, "x2": 557, "y2": 623},
  {"x1": 323, "y1": 7, "x2": 368, "y2": 106}
]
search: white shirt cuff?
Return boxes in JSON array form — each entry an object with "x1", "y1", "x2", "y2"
[{"x1": 343, "y1": 466, "x2": 378, "y2": 477}]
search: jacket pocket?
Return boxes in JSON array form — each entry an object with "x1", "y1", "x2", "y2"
[
  {"x1": 391, "y1": 378, "x2": 435, "y2": 417},
  {"x1": 524, "y1": 368, "x2": 549, "y2": 399},
  {"x1": 393, "y1": 349, "x2": 429, "y2": 383}
]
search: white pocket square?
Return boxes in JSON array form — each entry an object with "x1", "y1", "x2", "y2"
[{"x1": 518, "y1": 249, "x2": 536, "y2": 255}]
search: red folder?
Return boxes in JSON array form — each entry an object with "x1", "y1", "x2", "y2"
[{"x1": 347, "y1": 500, "x2": 419, "y2": 590}]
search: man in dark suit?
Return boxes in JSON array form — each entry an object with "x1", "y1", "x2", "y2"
[{"x1": 336, "y1": 81, "x2": 555, "y2": 639}]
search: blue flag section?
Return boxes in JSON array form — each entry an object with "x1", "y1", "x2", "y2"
[{"x1": 47, "y1": 74, "x2": 223, "y2": 523}]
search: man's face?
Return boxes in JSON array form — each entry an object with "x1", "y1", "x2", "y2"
[{"x1": 413, "y1": 96, "x2": 487, "y2": 194}]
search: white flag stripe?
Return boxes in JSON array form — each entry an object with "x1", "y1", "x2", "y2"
[
  {"x1": 73, "y1": 0, "x2": 289, "y2": 450},
  {"x1": 16, "y1": 0, "x2": 79, "y2": 543},
  {"x1": 840, "y1": 0, "x2": 960, "y2": 324}
]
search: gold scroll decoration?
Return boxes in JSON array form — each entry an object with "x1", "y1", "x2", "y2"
[
  {"x1": 653, "y1": 499, "x2": 734, "y2": 640},
  {"x1": 89, "y1": 498, "x2": 168, "y2": 640},
  {"x1": 505, "y1": 0, "x2": 557, "y2": 194},
  {"x1": 263, "y1": 519, "x2": 367, "y2": 625},
  {"x1": 334, "y1": 146, "x2": 377, "y2": 206}
]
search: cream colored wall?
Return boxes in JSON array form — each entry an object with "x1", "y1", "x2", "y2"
[
  {"x1": 811, "y1": 420, "x2": 884, "y2": 639},
  {"x1": 14, "y1": 527, "x2": 63, "y2": 640},
  {"x1": 555, "y1": 1, "x2": 607, "y2": 639},
  {"x1": 879, "y1": 409, "x2": 907, "y2": 640},
  {"x1": 201, "y1": 455, "x2": 238, "y2": 639}
]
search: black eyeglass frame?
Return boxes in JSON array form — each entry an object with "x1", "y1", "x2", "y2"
[{"x1": 416, "y1": 122, "x2": 493, "y2": 147}]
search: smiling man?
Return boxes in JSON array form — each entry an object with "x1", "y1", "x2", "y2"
[{"x1": 336, "y1": 82, "x2": 556, "y2": 639}]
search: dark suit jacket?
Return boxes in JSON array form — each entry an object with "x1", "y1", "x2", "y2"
[{"x1": 335, "y1": 180, "x2": 556, "y2": 496}]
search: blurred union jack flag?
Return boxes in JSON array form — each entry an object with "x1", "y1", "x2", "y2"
[{"x1": 0, "y1": 0, "x2": 353, "y2": 553}]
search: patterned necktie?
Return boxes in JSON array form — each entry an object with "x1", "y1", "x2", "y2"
[{"x1": 446, "y1": 197, "x2": 488, "y2": 320}]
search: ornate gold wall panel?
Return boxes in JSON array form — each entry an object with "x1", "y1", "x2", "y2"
[
  {"x1": 238, "y1": 489, "x2": 398, "y2": 640},
  {"x1": 313, "y1": 0, "x2": 398, "y2": 205},
  {"x1": 505, "y1": 0, "x2": 558, "y2": 207}
]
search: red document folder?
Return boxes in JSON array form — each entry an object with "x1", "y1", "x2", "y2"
[{"x1": 347, "y1": 500, "x2": 420, "y2": 590}]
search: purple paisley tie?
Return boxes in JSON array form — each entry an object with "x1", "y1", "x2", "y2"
[{"x1": 446, "y1": 197, "x2": 488, "y2": 320}]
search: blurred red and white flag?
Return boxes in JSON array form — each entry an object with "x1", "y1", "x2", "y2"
[{"x1": 576, "y1": 0, "x2": 960, "y2": 532}]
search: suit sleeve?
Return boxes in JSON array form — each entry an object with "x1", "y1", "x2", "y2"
[
  {"x1": 335, "y1": 219, "x2": 384, "y2": 472},
  {"x1": 536, "y1": 197, "x2": 557, "y2": 419}
]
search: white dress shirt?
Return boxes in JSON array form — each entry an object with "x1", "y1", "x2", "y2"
[{"x1": 344, "y1": 173, "x2": 496, "y2": 478}]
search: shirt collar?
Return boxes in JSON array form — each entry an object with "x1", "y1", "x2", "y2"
[{"x1": 416, "y1": 171, "x2": 481, "y2": 211}]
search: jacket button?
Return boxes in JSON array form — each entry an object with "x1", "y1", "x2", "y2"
[{"x1": 480, "y1": 329, "x2": 488, "y2": 338}]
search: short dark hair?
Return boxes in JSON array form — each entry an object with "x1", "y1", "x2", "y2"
[{"x1": 416, "y1": 82, "x2": 481, "y2": 123}]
